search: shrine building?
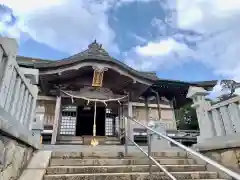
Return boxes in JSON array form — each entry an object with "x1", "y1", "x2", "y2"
[{"x1": 16, "y1": 41, "x2": 216, "y2": 145}]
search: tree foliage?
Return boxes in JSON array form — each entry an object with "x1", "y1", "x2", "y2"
[{"x1": 175, "y1": 103, "x2": 199, "y2": 130}]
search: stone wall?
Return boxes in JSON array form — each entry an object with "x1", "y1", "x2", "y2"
[
  {"x1": 0, "y1": 134, "x2": 34, "y2": 180},
  {"x1": 201, "y1": 148, "x2": 240, "y2": 173}
]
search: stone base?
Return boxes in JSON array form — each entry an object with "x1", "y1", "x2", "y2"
[
  {"x1": 201, "y1": 147, "x2": 240, "y2": 174},
  {"x1": 194, "y1": 134, "x2": 240, "y2": 174},
  {"x1": 194, "y1": 133, "x2": 240, "y2": 151},
  {"x1": 0, "y1": 134, "x2": 34, "y2": 180},
  {"x1": 151, "y1": 135, "x2": 171, "y2": 151}
]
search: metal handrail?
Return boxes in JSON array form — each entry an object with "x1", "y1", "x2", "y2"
[
  {"x1": 125, "y1": 136, "x2": 177, "y2": 180},
  {"x1": 124, "y1": 117, "x2": 177, "y2": 180},
  {"x1": 125, "y1": 116, "x2": 240, "y2": 180}
]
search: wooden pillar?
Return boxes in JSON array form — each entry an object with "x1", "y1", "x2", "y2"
[
  {"x1": 120, "y1": 104, "x2": 125, "y2": 137},
  {"x1": 170, "y1": 99, "x2": 177, "y2": 130},
  {"x1": 151, "y1": 88, "x2": 161, "y2": 120},
  {"x1": 127, "y1": 92, "x2": 134, "y2": 142},
  {"x1": 51, "y1": 96, "x2": 61, "y2": 144},
  {"x1": 145, "y1": 97, "x2": 149, "y2": 122},
  {"x1": 118, "y1": 105, "x2": 122, "y2": 137}
]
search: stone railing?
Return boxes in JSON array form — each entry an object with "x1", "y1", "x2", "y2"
[
  {"x1": 0, "y1": 37, "x2": 40, "y2": 148},
  {"x1": 209, "y1": 96, "x2": 240, "y2": 135},
  {"x1": 0, "y1": 38, "x2": 41, "y2": 180},
  {"x1": 187, "y1": 86, "x2": 240, "y2": 143},
  {"x1": 187, "y1": 86, "x2": 240, "y2": 172}
]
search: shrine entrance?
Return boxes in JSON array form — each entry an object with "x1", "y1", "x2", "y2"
[{"x1": 76, "y1": 106, "x2": 105, "y2": 136}]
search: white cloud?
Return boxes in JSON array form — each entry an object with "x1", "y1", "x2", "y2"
[
  {"x1": 115, "y1": 0, "x2": 154, "y2": 6},
  {"x1": 135, "y1": 38, "x2": 187, "y2": 56},
  {"x1": 124, "y1": 38, "x2": 192, "y2": 71},
  {"x1": 124, "y1": 0, "x2": 240, "y2": 82},
  {"x1": 0, "y1": 0, "x2": 118, "y2": 54}
]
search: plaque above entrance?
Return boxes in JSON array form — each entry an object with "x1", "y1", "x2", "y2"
[{"x1": 92, "y1": 66, "x2": 108, "y2": 87}]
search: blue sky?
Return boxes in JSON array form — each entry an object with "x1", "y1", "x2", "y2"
[{"x1": 0, "y1": 0, "x2": 240, "y2": 83}]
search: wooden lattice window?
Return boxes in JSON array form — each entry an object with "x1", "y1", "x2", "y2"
[{"x1": 60, "y1": 106, "x2": 77, "y2": 135}]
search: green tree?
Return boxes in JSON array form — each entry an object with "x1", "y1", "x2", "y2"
[{"x1": 175, "y1": 103, "x2": 199, "y2": 130}]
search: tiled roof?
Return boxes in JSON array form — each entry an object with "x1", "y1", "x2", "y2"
[{"x1": 17, "y1": 41, "x2": 159, "y2": 81}]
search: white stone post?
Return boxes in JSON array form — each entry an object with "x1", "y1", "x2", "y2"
[
  {"x1": 211, "y1": 108, "x2": 226, "y2": 136},
  {"x1": 29, "y1": 85, "x2": 39, "y2": 130},
  {"x1": 0, "y1": 38, "x2": 18, "y2": 108},
  {"x1": 31, "y1": 116, "x2": 44, "y2": 144},
  {"x1": 149, "y1": 121, "x2": 171, "y2": 150},
  {"x1": 228, "y1": 103, "x2": 240, "y2": 133},
  {"x1": 219, "y1": 106, "x2": 235, "y2": 135},
  {"x1": 36, "y1": 104, "x2": 46, "y2": 126},
  {"x1": 187, "y1": 86, "x2": 216, "y2": 143}
]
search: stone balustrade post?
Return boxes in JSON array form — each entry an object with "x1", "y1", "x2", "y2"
[
  {"x1": 0, "y1": 38, "x2": 18, "y2": 108},
  {"x1": 150, "y1": 121, "x2": 171, "y2": 151},
  {"x1": 28, "y1": 85, "x2": 39, "y2": 130},
  {"x1": 187, "y1": 86, "x2": 216, "y2": 143},
  {"x1": 228, "y1": 102, "x2": 240, "y2": 133},
  {"x1": 31, "y1": 116, "x2": 44, "y2": 144},
  {"x1": 36, "y1": 104, "x2": 46, "y2": 125}
]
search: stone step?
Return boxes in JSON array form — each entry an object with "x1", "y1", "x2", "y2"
[
  {"x1": 46, "y1": 165, "x2": 206, "y2": 174},
  {"x1": 44, "y1": 171, "x2": 219, "y2": 180},
  {"x1": 56, "y1": 136, "x2": 121, "y2": 145},
  {"x1": 56, "y1": 140, "x2": 83, "y2": 145},
  {"x1": 58, "y1": 136, "x2": 83, "y2": 141},
  {"x1": 82, "y1": 136, "x2": 120, "y2": 145},
  {"x1": 51, "y1": 151, "x2": 187, "y2": 159},
  {"x1": 56, "y1": 140, "x2": 121, "y2": 145},
  {"x1": 104, "y1": 140, "x2": 121, "y2": 145},
  {"x1": 50, "y1": 158, "x2": 196, "y2": 166}
]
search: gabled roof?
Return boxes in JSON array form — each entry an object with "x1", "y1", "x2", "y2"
[
  {"x1": 153, "y1": 79, "x2": 217, "y2": 90},
  {"x1": 16, "y1": 41, "x2": 218, "y2": 91},
  {"x1": 34, "y1": 40, "x2": 114, "y2": 68},
  {"x1": 17, "y1": 41, "x2": 159, "y2": 81},
  {"x1": 17, "y1": 56, "x2": 52, "y2": 68}
]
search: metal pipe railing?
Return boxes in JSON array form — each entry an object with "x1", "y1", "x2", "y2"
[
  {"x1": 126, "y1": 136, "x2": 177, "y2": 180},
  {"x1": 124, "y1": 117, "x2": 177, "y2": 180},
  {"x1": 125, "y1": 116, "x2": 240, "y2": 180}
]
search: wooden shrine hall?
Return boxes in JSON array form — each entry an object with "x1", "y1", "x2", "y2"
[{"x1": 17, "y1": 41, "x2": 216, "y2": 145}]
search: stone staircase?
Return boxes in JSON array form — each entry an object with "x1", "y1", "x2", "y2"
[
  {"x1": 57, "y1": 136, "x2": 121, "y2": 145},
  {"x1": 43, "y1": 150, "x2": 228, "y2": 180}
]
